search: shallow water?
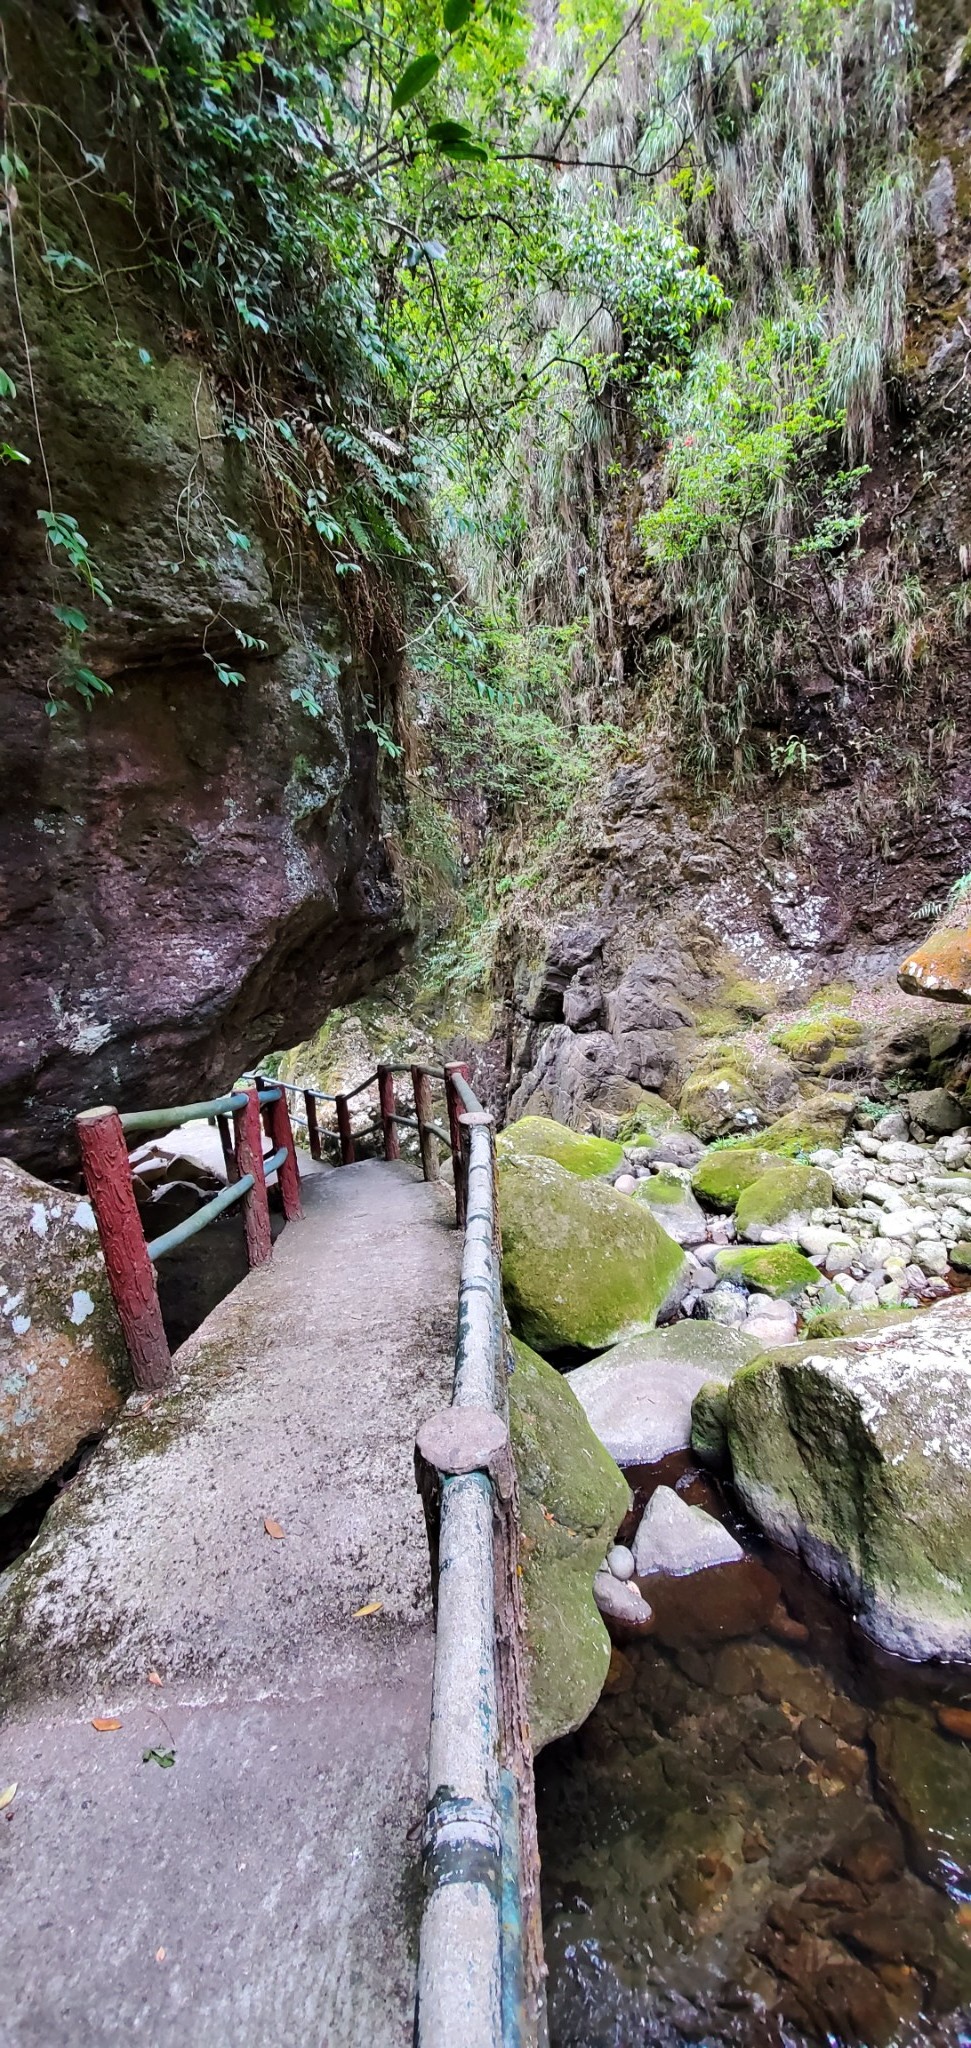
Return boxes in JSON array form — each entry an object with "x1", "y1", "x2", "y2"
[{"x1": 536, "y1": 1457, "x2": 971, "y2": 2048}]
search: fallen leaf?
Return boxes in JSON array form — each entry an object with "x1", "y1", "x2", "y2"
[
  {"x1": 143, "y1": 1747, "x2": 176, "y2": 1769},
  {"x1": 91, "y1": 1717, "x2": 122, "y2": 1733},
  {"x1": 958, "y1": 1903, "x2": 971, "y2": 1930},
  {"x1": 155, "y1": 1947, "x2": 167, "y2": 1963},
  {"x1": 147, "y1": 1670, "x2": 163, "y2": 1687},
  {"x1": 263, "y1": 1516, "x2": 285, "y2": 1540},
  {"x1": 0, "y1": 1783, "x2": 17, "y2": 1811},
  {"x1": 352, "y1": 1601, "x2": 383, "y2": 1619}
]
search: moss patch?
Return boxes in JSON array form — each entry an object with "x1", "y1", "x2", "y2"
[
  {"x1": 734, "y1": 1162, "x2": 834, "y2": 1240},
  {"x1": 755, "y1": 1095, "x2": 857, "y2": 1156},
  {"x1": 713, "y1": 1243, "x2": 821, "y2": 1298},
  {"x1": 771, "y1": 1014, "x2": 866, "y2": 1074},
  {"x1": 499, "y1": 1150, "x2": 687, "y2": 1354},
  {"x1": 508, "y1": 1336, "x2": 630, "y2": 1750},
  {"x1": 496, "y1": 1115, "x2": 623, "y2": 1178},
  {"x1": 691, "y1": 1147, "x2": 776, "y2": 1209}
]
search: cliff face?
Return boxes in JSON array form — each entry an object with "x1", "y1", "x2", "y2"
[{"x1": 0, "y1": 7, "x2": 408, "y2": 1177}]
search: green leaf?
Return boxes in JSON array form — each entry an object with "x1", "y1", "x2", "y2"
[
  {"x1": 1, "y1": 443, "x2": 28, "y2": 464},
  {"x1": 142, "y1": 1747, "x2": 176, "y2": 1769},
  {"x1": 443, "y1": 0, "x2": 474, "y2": 29},
  {"x1": 391, "y1": 54, "x2": 440, "y2": 110},
  {"x1": 0, "y1": 368, "x2": 16, "y2": 399},
  {"x1": 437, "y1": 137, "x2": 489, "y2": 161},
  {"x1": 52, "y1": 603, "x2": 89, "y2": 633}
]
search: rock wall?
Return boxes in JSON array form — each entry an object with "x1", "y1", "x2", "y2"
[{"x1": 0, "y1": 5, "x2": 408, "y2": 1177}]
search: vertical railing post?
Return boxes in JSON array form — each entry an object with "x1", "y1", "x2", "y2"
[
  {"x1": 233, "y1": 1085, "x2": 272, "y2": 1267},
  {"x1": 377, "y1": 1064, "x2": 400, "y2": 1161},
  {"x1": 76, "y1": 1106, "x2": 172, "y2": 1391},
  {"x1": 412, "y1": 1066, "x2": 439, "y2": 1183},
  {"x1": 216, "y1": 1112, "x2": 239, "y2": 1183},
  {"x1": 304, "y1": 1089, "x2": 321, "y2": 1162},
  {"x1": 266, "y1": 1087, "x2": 302, "y2": 1222},
  {"x1": 444, "y1": 1062, "x2": 471, "y2": 1230},
  {"x1": 254, "y1": 1072, "x2": 274, "y2": 1145},
  {"x1": 335, "y1": 1093, "x2": 355, "y2": 1165}
]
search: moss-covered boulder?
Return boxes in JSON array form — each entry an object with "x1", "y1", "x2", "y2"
[
  {"x1": 713, "y1": 1243, "x2": 821, "y2": 1298},
  {"x1": 508, "y1": 1337, "x2": 631, "y2": 1750},
  {"x1": 615, "y1": 1093, "x2": 685, "y2": 1145},
  {"x1": 690, "y1": 1147, "x2": 777, "y2": 1209},
  {"x1": 632, "y1": 1171, "x2": 708, "y2": 1246},
  {"x1": 725, "y1": 1299, "x2": 971, "y2": 1659},
  {"x1": 734, "y1": 1162, "x2": 834, "y2": 1243},
  {"x1": 755, "y1": 1095, "x2": 857, "y2": 1156},
  {"x1": 771, "y1": 1013, "x2": 866, "y2": 1075},
  {"x1": 679, "y1": 1044, "x2": 797, "y2": 1141},
  {"x1": 496, "y1": 1114, "x2": 623, "y2": 1178},
  {"x1": 499, "y1": 1150, "x2": 688, "y2": 1354}
]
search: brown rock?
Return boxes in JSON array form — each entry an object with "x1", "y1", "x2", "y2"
[
  {"x1": 833, "y1": 1827, "x2": 905, "y2": 1890},
  {"x1": 0, "y1": 1159, "x2": 130, "y2": 1510},
  {"x1": 801, "y1": 1873, "x2": 866, "y2": 1910},
  {"x1": 767, "y1": 1601, "x2": 811, "y2": 1645},
  {"x1": 829, "y1": 1697, "x2": 869, "y2": 1745},
  {"x1": 799, "y1": 1715, "x2": 842, "y2": 1766},
  {"x1": 936, "y1": 1704, "x2": 971, "y2": 1741},
  {"x1": 899, "y1": 928, "x2": 971, "y2": 1005}
]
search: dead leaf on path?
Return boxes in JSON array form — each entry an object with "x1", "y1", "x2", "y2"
[
  {"x1": 91, "y1": 1717, "x2": 122, "y2": 1733},
  {"x1": 263, "y1": 1517, "x2": 285, "y2": 1540},
  {"x1": 155, "y1": 1948, "x2": 167, "y2": 1964},
  {"x1": 147, "y1": 1670, "x2": 163, "y2": 1687},
  {"x1": 0, "y1": 1783, "x2": 17, "y2": 1811},
  {"x1": 352, "y1": 1601, "x2": 383, "y2": 1619}
]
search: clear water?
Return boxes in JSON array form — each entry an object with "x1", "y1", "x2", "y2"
[{"x1": 536, "y1": 1456, "x2": 971, "y2": 2048}]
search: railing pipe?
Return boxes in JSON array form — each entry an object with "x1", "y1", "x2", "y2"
[
  {"x1": 377, "y1": 1064, "x2": 401, "y2": 1161},
  {"x1": 76, "y1": 1106, "x2": 172, "y2": 1390},
  {"x1": 146, "y1": 1172, "x2": 255, "y2": 1262},
  {"x1": 233, "y1": 1086, "x2": 272, "y2": 1266},
  {"x1": 120, "y1": 1091, "x2": 247, "y2": 1134},
  {"x1": 412, "y1": 1065, "x2": 440, "y2": 1183}
]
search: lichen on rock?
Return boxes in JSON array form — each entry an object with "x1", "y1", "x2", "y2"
[{"x1": 508, "y1": 1336, "x2": 631, "y2": 1750}]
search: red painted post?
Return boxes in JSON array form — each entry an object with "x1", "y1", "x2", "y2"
[
  {"x1": 233, "y1": 1085, "x2": 272, "y2": 1266},
  {"x1": 412, "y1": 1065, "x2": 439, "y2": 1183},
  {"x1": 216, "y1": 1112, "x2": 239, "y2": 1183},
  {"x1": 304, "y1": 1089, "x2": 322, "y2": 1163},
  {"x1": 335, "y1": 1093, "x2": 355, "y2": 1165},
  {"x1": 377, "y1": 1064, "x2": 400, "y2": 1161},
  {"x1": 76, "y1": 1106, "x2": 172, "y2": 1391},
  {"x1": 444, "y1": 1061, "x2": 471, "y2": 1229},
  {"x1": 266, "y1": 1086, "x2": 302, "y2": 1222}
]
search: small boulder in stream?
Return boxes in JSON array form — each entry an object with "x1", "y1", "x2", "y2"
[
  {"x1": 499, "y1": 1149, "x2": 688, "y2": 1354},
  {"x1": 632, "y1": 1485, "x2": 745, "y2": 1576},
  {"x1": 725, "y1": 1297, "x2": 971, "y2": 1660},
  {"x1": 566, "y1": 1323, "x2": 763, "y2": 1465},
  {"x1": 508, "y1": 1336, "x2": 631, "y2": 1750}
]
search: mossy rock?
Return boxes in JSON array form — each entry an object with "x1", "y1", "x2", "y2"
[
  {"x1": 771, "y1": 1014, "x2": 866, "y2": 1074},
  {"x1": 508, "y1": 1337, "x2": 631, "y2": 1751},
  {"x1": 499, "y1": 1151, "x2": 687, "y2": 1354},
  {"x1": 691, "y1": 1147, "x2": 776, "y2": 1209},
  {"x1": 713, "y1": 1243, "x2": 821, "y2": 1299},
  {"x1": 755, "y1": 1094, "x2": 857, "y2": 1156},
  {"x1": 679, "y1": 1044, "x2": 796, "y2": 1142},
  {"x1": 801, "y1": 1306, "x2": 918, "y2": 1341},
  {"x1": 725, "y1": 1299, "x2": 971, "y2": 1660},
  {"x1": 734, "y1": 1162, "x2": 834, "y2": 1242},
  {"x1": 951, "y1": 1242, "x2": 971, "y2": 1273},
  {"x1": 496, "y1": 1115, "x2": 623, "y2": 1178},
  {"x1": 632, "y1": 1172, "x2": 707, "y2": 1245},
  {"x1": 690, "y1": 1379, "x2": 732, "y2": 1466},
  {"x1": 615, "y1": 1093, "x2": 685, "y2": 1145}
]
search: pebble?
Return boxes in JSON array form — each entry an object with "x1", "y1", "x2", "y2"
[
  {"x1": 592, "y1": 1570, "x2": 654, "y2": 1630},
  {"x1": 614, "y1": 1172, "x2": 636, "y2": 1195},
  {"x1": 607, "y1": 1543, "x2": 635, "y2": 1581}
]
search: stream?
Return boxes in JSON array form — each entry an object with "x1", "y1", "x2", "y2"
[{"x1": 536, "y1": 1456, "x2": 971, "y2": 2048}]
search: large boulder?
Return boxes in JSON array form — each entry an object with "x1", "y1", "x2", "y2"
[
  {"x1": 713, "y1": 1243, "x2": 821, "y2": 1299},
  {"x1": 499, "y1": 1150, "x2": 688, "y2": 1355},
  {"x1": 734, "y1": 1161, "x2": 834, "y2": 1242},
  {"x1": 495, "y1": 1114, "x2": 622, "y2": 1178},
  {"x1": 725, "y1": 1298, "x2": 971, "y2": 1659},
  {"x1": 0, "y1": 1159, "x2": 130, "y2": 1511},
  {"x1": 898, "y1": 928, "x2": 971, "y2": 1004},
  {"x1": 755, "y1": 1095, "x2": 857, "y2": 1155},
  {"x1": 691, "y1": 1146, "x2": 776, "y2": 1209},
  {"x1": 508, "y1": 1337, "x2": 630, "y2": 1750},
  {"x1": 632, "y1": 1171, "x2": 708, "y2": 1246},
  {"x1": 565, "y1": 1323, "x2": 764, "y2": 1465},
  {"x1": 679, "y1": 1045, "x2": 797, "y2": 1141}
]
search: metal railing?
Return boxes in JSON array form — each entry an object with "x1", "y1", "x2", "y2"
[
  {"x1": 415, "y1": 1068, "x2": 545, "y2": 2048},
  {"x1": 265, "y1": 1062, "x2": 470, "y2": 1226},
  {"x1": 75, "y1": 1082, "x2": 302, "y2": 1392}
]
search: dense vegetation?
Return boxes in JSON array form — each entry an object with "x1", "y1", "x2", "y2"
[{"x1": 1, "y1": 0, "x2": 939, "y2": 817}]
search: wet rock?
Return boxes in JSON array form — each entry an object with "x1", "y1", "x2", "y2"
[
  {"x1": 747, "y1": 1732, "x2": 801, "y2": 1774},
  {"x1": 593, "y1": 1570, "x2": 654, "y2": 1632},
  {"x1": 936, "y1": 1704, "x2": 971, "y2": 1740},
  {"x1": 633, "y1": 1486, "x2": 744, "y2": 1576},
  {"x1": 499, "y1": 1148, "x2": 688, "y2": 1354},
  {"x1": 799, "y1": 1715, "x2": 842, "y2": 1766},
  {"x1": 606, "y1": 1543, "x2": 635, "y2": 1581},
  {"x1": 832, "y1": 1825, "x2": 905, "y2": 1890},
  {"x1": 767, "y1": 1601, "x2": 810, "y2": 1646},
  {"x1": 566, "y1": 1322, "x2": 762, "y2": 1465},
  {"x1": 508, "y1": 1336, "x2": 631, "y2": 1751},
  {"x1": 0, "y1": 1160, "x2": 130, "y2": 1512},
  {"x1": 872, "y1": 1701, "x2": 971, "y2": 1891},
  {"x1": 726, "y1": 1298, "x2": 971, "y2": 1660}
]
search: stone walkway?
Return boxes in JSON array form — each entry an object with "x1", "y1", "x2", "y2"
[{"x1": 0, "y1": 1160, "x2": 460, "y2": 2047}]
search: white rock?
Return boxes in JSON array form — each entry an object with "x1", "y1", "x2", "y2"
[
  {"x1": 593, "y1": 1571, "x2": 654, "y2": 1628},
  {"x1": 824, "y1": 1241, "x2": 858, "y2": 1275},
  {"x1": 864, "y1": 1180, "x2": 909, "y2": 1209},
  {"x1": 614, "y1": 1173, "x2": 637, "y2": 1195},
  {"x1": 914, "y1": 1240, "x2": 950, "y2": 1277},
  {"x1": 744, "y1": 1314, "x2": 799, "y2": 1347},
  {"x1": 607, "y1": 1544, "x2": 635, "y2": 1581},
  {"x1": 798, "y1": 1226, "x2": 834, "y2": 1259},
  {"x1": 632, "y1": 1486, "x2": 744, "y2": 1577},
  {"x1": 849, "y1": 1281, "x2": 880, "y2": 1307},
  {"x1": 878, "y1": 1280, "x2": 904, "y2": 1307}
]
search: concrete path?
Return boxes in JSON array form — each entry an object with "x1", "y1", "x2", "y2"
[{"x1": 0, "y1": 1160, "x2": 460, "y2": 2048}]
